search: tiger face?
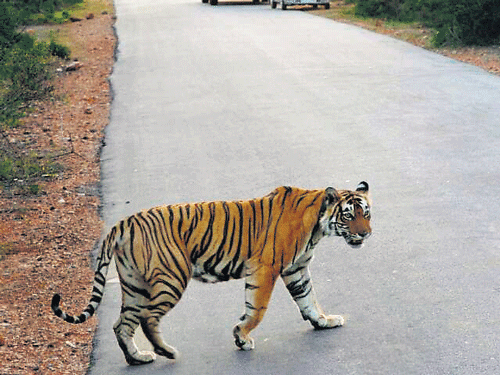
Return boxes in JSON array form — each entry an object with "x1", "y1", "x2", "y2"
[{"x1": 326, "y1": 181, "x2": 372, "y2": 248}]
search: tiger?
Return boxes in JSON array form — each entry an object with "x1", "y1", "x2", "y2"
[{"x1": 51, "y1": 181, "x2": 371, "y2": 365}]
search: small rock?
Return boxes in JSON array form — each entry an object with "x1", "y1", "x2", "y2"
[
  {"x1": 63, "y1": 61, "x2": 84, "y2": 72},
  {"x1": 65, "y1": 341, "x2": 77, "y2": 349}
]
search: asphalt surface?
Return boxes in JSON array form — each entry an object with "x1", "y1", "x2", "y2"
[{"x1": 92, "y1": 0, "x2": 500, "y2": 374}]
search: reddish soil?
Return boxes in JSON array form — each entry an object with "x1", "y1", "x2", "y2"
[{"x1": 0, "y1": 11, "x2": 115, "y2": 375}]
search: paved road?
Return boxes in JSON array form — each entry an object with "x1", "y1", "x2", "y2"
[{"x1": 92, "y1": 0, "x2": 500, "y2": 374}]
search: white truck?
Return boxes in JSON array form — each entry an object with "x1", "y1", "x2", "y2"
[{"x1": 271, "y1": 0, "x2": 330, "y2": 9}]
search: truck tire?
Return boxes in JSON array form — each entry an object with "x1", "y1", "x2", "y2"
[
  {"x1": 271, "y1": 0, "x2": 277, "y2": 8},
  {"x1": 325, "y1": 2, "x2": 330, "y2": 9},
  {"x1": 210, "y1": 0, "x2": 217, "y2": 5}
]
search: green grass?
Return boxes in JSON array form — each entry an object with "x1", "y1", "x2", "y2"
[
  {"x1": 1, "y1": 1, "x2": 112, "y2": 194},
  {"x1": 0, "y1": 148, "x2": 64, "y2": 193},
  {"x1": 66, "y1": 0, "x2": 113, "y2": 19}
]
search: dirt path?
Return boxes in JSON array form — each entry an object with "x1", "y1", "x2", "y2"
[{"x1": 0, "y1": 10, "x2": 115, "y2": 375}]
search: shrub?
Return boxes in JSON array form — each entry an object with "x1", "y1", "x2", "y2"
[
  {"x1": 1, "y1": 41, "x2": 54, "y2": 104},
  {"x1": 49, "y1": 39, "x2": 70, "y2": 59},
  {"x1": 353, "y1": 0, "x2": 500, "y2": 46},
  {"x1": 430, "y1": 0, "x2": 500, "y2": 46},
  {"x1": 1, "y1": 1, "x2": 73, "y2": 128},
  {"x1": 355, "y1": 0, "x2": 404, "y2": 20},
  {"x1": 6, "y1": 0, "x2": 84, "y2": 23}
]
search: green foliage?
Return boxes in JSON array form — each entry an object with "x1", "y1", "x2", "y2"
[
  {"x1": 2, "y1": 42, "x2": 54, "y2": 102},
  {"x1": 0, "y1": 0, "x2": 74, "y2": 193},
  {"x1": 355, "y1": 0, "x2": 408, "y2": 20},
  {"x1": 429, "y1": 0, "x2": 500, "y2": 46},
  {"x1": 6, "y1": 0, "x2": 83, "y2": 24},
  {"x1": 0, "y1": 146, "x2": 63, "y2": 192},
  {"x1": 353, "y1": 0, "x2": 500, "y2": 46},
  {"x1": 49, "y1": 39, "x2": 70, "y2": 59},
  {"x1": 0, "y1": 151, "x2": 39, "y2": 183},
  {"x1": 1, "y1": 40, "x2": 54, "y2": 127},
  {"x1": 0, "y1": 1, "x2": 75, "y2": 128}
]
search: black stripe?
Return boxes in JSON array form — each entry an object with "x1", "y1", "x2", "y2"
[
  {"x1": 285, "y1": 278, "x2": 312, "y2": 300},
  {"x1": 198, "y1": 202, "x2": 216, "y2": 258},
  {"x1": 121, "y1": 279, "x2": 151, "y2": 299}
]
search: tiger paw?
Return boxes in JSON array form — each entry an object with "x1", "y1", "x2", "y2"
[
  {"x1": 154, "y1": 345, "x2": 178, "y2": 360},
  {"x1": 124, "y1": 350, "x2": 156, "y2": 366},
  {"x1": 233, "y1": 325, "x2": 255, "y2": 351},
  {"x1": 311, "y1": 314, "x2": 344, "y2": 330}
]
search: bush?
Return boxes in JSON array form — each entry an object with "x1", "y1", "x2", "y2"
[
  {"x1": 0, "y1": 1, "x2": 74, "y2": 128},
  {"x1": 3, "y1": 43, "x2": 54, "y2": 102},
  {"x1": 49, "y1": 39, "x2": 70, "y2": 59},
  {"x1": 0, "y1": 0, "x2": 75, "y2": 193},
  {"x1": 6, "y1": 0, "x2": 84, "y2": 24},
  {"x1": 430, "y1": 0, "x2": 500, "y2": 46},
  {"x1": 355, "y1": 0, "x2": 405, "y2": 20},
  {"x1": 0, "y1": 39, "x2": 55, "y2": 128},
  {"x1": 353, "y1": 0, "x2": 500, "y2": 46}
]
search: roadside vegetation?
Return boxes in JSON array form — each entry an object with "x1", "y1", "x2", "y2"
[
  {"x1": 314, "y1": 0, "x2": 500, "y2": 47},
  {"x1": 333, "y1": 0, "x2": 500, "y2": 47},
  {"x1": 0, "y1": 0, "x2": 85, "y2": 194},
  {"x1": 312, "y1": 1, "x2": 500, "y2": 75}
]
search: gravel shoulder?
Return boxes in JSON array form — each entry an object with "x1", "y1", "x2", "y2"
[{"x1": 0, "y1": 11, "x2": 115, "y2": 375}]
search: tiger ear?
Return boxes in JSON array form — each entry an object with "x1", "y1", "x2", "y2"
[
  {"x1": 325, "y1": 187, "x2": 340, "y2": 205},
  {"x1": 356, "y1": 181, "x2": 369, "y2": 193}
]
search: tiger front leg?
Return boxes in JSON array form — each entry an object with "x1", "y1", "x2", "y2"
[
  {"x1": 233, "y1": 266, "x2": 278, "y2": 350},
  {"x1": 282, "y1": 266, "x2": 344, "y2": 330}
]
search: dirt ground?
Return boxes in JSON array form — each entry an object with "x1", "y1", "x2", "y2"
[
  {"x1": 0, "y1": 11, "x2": 115, "y2": 375},
  {"x1": 0, "y1": 2, "x2": 498, "y2": 374}
]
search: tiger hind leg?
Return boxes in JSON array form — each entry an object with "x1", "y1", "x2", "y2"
[
  {"x1": 139, "y1": 273, "x2": 188, "y2": 360},
  {"x1": 113, "y1": 312, "x2": 156, "y2": 365},
  {"x1": 113, "y1": 259, "x2": 158, "y2": 365},
  {"x1": 140, "y1": 317, "x2": 178, "y2": 359}
]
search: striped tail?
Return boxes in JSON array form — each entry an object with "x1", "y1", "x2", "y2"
[{"x1": 51, "y1": 228, "x2": 116, "y2": 324}]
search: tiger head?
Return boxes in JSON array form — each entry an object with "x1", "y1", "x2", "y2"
[{"x1": 321, "y1": 181, "x2": 372, "y2": 248}]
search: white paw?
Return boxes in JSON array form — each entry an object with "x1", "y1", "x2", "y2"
[
  {"x1": 137, "y1": 350, "x2": 156, "y2": 362},
  {"x1": 154, "y1": 345, "x2": 178, "y2": 360},
  {"x1": 312, "y1": 314, "x2": 345, "y2": 329},
  {"x1": 239, "y1": 337, "x2": 255, "y2": 351},
  {"x1": 233, "y1": 325, "x2": 255, "y2": 350},
  {"x1": 126, "y1": 350, "x2": 156, "y2": 366},
  {"x1": 326, "y1": 314, "x2": 345, "y2": 327}
]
